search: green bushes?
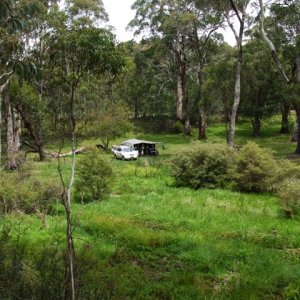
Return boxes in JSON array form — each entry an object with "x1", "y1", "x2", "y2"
[
  {"x1": 173, "y1": 142, "x2": 278, "y2": 192},
  {"x1": 0, "y1": 173, "x2": 61, "y2": 215},
  {"x1": 173, "y1": 143, "x2": 237, "y2": 189},
  {"x1": 173, "y1": 141, "x2": 300, "y2": 217},
  {"x1": 277, "y1": 178, "x2": 300, "y2": 219},
  {"x1": 74, "y1": 150, "x2": 113, "y2": 202},
  {"x1": 233, "y1": 142, "x2": 278, "y2": 193}
]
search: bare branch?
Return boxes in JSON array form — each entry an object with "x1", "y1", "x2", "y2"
[
  {"x1": 0, "y1": 71, "x2": 13, "y2": 82},
  {"x1": 258, "y1": 0, "x2": 290, "y2": 83},
  {"x1": 225, "y1": 12, "x2": 240, "y2": 43}
]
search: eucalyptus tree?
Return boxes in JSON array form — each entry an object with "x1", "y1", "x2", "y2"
[
  {"x1": 221, "y1": 0, "x2": 252, "y2": 146},
  {"x1": 188, "y1": 0, "x2": 223, "y2": 139},
  {"x1": 131, "y1": 0, "x2": 196, "y2": 134},
  {"x1": 242, "y1": 37, "x2": 284, "y2": 136},
  {"x1": 259, "y1": 0, "x2": 300, "y2": 153},
  {"x1": 0, "y1": 0, "x2": 40, "y2": 169},
  {"x1": 202, "y1": 43, "x2": 236, "y2": 133}
]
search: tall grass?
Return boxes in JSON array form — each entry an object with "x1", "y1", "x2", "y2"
[{"x1": 1, "y1": 118, "x2": 300, "y2": 299}]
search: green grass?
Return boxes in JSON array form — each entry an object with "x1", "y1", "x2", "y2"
[{"x1": 1, "y1": 118, "x2": 300, "y2": 299}]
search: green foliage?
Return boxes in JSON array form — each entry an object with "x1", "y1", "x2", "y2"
[
  {"x1": 94, "y1": 102, "x2": 133, "y2": 150},
  {"x1": 11, "y1": 82, "x2": 48, "y2": 144},
  {"x1": 1, "y1": 126, "x2": 300, "y2": 299},
  {"x1": 277, "y1": 178, "x2": 300, "y2": 219},
  {"x1": 174, "y1": 120, "x2": 184, "y2": 133},
  {"x1": 173, "y1": 143, "x2": 237, "y2": 189},
  {"x1": 233, "y1": 142, "x2": 278, "y2": 193},
  {"x1": 0, "y1": 172, "x2": 61, "y2": 215},
  {"x1": 0, "y1": 225, "x2": 65, "y2": 299},
  {"x1": 75, "y1": 150, "x2": 113, "y2": 202}
]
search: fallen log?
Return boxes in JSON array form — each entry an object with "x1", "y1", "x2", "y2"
[{"x1": 46, "y1": 146, "x2": 92, "y2": 158}]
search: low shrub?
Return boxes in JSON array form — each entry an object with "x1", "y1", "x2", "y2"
[
  {"x1": 0, "y1": 173, "x2": 61, "y2": 215},
  {"x1": 74, "y1": 150, "x2": 113, "y2": 202},
  {"x1": 233, "y1": 142, "x2": 278, "y2": 193},
  {"x1": 174, "y1": 120, "x2": 184, "y2": 134},
  {"x1": 173, "y1": 143, "x2": 237, "y2": 189},
  {"x1": 277, "y1": 178, "x2": 300, "y2": 218}
]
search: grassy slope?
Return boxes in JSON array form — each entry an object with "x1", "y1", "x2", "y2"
[{"x1": 2, "y1": 118, "x2": 300, "y2": 299}]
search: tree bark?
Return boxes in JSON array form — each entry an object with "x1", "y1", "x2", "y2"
[
  {"x1": 294, "y1": 104, "x2": 300, "y2": 154},
  {"x1": 280, "y1": 100, "x2": 290, "y2": 134},
  {"x1": 176, "y1": 73, "x2": 183, "y2": 121},
  {"x1": 0, "y1": 77, "x2": 11, "y2": 171},
  {"x1": 13, "y1": 108, "x2": 21, "y2": 151},
  {"x1": 61, "y1": 83, "x2": 77, "y2": 300},
  {"x1": 291, "y1": 121, "x2": 298, "y2": 142},
  {"x1": 198, "y1": 108, "x2": 207, "y2": 139},
  {"x1": 184, "y1": 92, "x2": 191, "y2": 135},
  {"x1": 3, "y1": 86, "x2": 17, "y2": 169},
  {"x1": 196, "y1": 67, "x2": 207, "y2": 139},
  {"x1": 179, "y1": 36, "x2": 190, "y2": 136},
  {"x1": 252, "y1": 114, "x2": 261, "y2": 137},
  {"x1": 252, "y1": 90, "x2": 261, "y2": 137},
  {"x1": 15, "y1": 105, "x2": 45, "y2": 161},
  {"x1": 226, "y1": 4, "x2": 245, "y2": 147},
  {"x1": 228, "y1": 45, "x2": 243, "y2": 146}
]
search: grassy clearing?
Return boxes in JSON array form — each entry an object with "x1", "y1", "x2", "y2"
[{"x1": 1, "y1": 118, "x2": 300, "y2": 299}]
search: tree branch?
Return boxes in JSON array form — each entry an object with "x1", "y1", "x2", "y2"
[
  {"x1": 0, "y1": 71, "x2": 13, "y2": 82},
  {"x1": 258, "y1": 0, "x2": 290, "y2": 83},
  {"x1": 229, "y1": 0, "x2": 243, "y2": 24},
  {"x1": 225, "y1": 12, "x2": 240, "y2": 43}
]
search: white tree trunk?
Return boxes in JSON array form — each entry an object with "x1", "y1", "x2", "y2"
[
  {"x1": 13, "y1": 108, "x2": 21, "y2": 152},
  {"x1": 3, "y1": 86, "x2": 17, "y2": 169},
  {"x1": 176, "y1": 73, "x2": 183, "y2": 121},
  {"x1": 228, "y1": 51, "x2": 242, "y2": 146},
  {"x1": 0, "y1": 78, "x2": 11, "y2": 171},
  {"x1": 225, "y1": 4, "x2": 246, "y2": 147}
]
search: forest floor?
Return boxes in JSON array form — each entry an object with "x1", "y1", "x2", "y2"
[{"x1": 1, "y1": 117, "x2": 300, "y2": 299}]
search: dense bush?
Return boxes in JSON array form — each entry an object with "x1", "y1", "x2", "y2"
[
  {"x1": 173, "y1": 143, "x2": 237, "y2": 189},
  {"x1": 233, "y1": 142, "x2": 278, "y2": 193},
  {"x1": 174, "y1": 120, "x2": 184, "y2": 133},
  {"x1": 277, "y1": 178, "x2": 300, "y2": 218},
  {"x1": 75, "y1": 150, "x2": 113, "y2": 202},
  {"x1": 0, "y1": 173, "x2": 61, "y2": 215}
]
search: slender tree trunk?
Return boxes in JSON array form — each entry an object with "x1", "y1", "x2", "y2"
[
  {"x1": 198, "y1": 108, "x2": 207, "y2": 139},
  {"x1": 62, "y1": 83, "x2": 77, "y2": 300},
  {"x1": 13, "y1": 108, "x2": 21, "y2": 151},
  {"x1": 226, "y1": 2, "x2": 246, "y2": 147},
  {"x1": 176, "y1": 73, "x2": 183, "y2": 121},
  {"x1": 184, "y1": 92, "x2": 191, "y2": 135},
  {"x1": 196, "y1": 68, "x2": 206, "y2": 139},
  {"x1": 0, "y1": 88, "x2": 2, "y2": 170},
  {"x1": 252, "y1": 114, "x2": 261, "y2": 137},
  {"x1": 292, "y1": 121, "x2": 298, "y2": 142},
  {"x1": 280, "y1": 100, "x2": 290, "y2": 134},
  {"x1": 0, "y1": 88, "x2": 2, "y2": 173},
  {"x1": 294, "y1": 104, "x2": 300, "y2": 154},
  {"x1": 294, "y1": 50, "x2": 300, "y2": 153},
  {"x1": 3, "y1": 86, "x2": 17, "y2": 169},
  {"x1": 227, "y1": 45, "x2": 242, "y2": 146},
  {"x1": 0, "y1": 78, "x2": 11, "y2": 171},
  {"x1": 252, "y1": 91, "x2": 261, "y2": 137},
  {"x1": 179, "y1": 37, "x2": 190, "y2": 136}
]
